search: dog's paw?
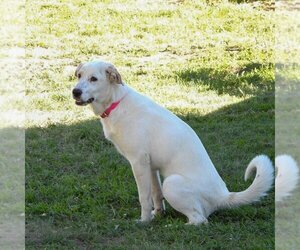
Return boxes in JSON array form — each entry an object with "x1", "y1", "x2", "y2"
[
  {"x1": 151, "y1": 208, "x2": 165, "y2": 217},
  {"x1": 185, "y1": 218, "x2": 208, "y2": 226},
  {"x1": 134, "y1": 213, "x2": 154, "y2": 224},
  {"x1": 134, "y1": 218, "x2": 152, "y2": 225}
]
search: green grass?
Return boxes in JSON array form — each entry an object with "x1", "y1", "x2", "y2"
[
  {"x1": 0, "y1": 0, "x2": 25, "y2": 248},
  {"x1": 23, "y1": 0, "x2": 275, "y2": 249},
  {"x1": 275, "y1": 4, "x2": 300, "y2": 250}
]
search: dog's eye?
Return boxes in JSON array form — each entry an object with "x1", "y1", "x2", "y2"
[
  {"x1": 78, "y1": 73, "x2": 81, "y2": 79},
  {"x1": 90, "y1": 76, "x2": 98, "y2": 82}
]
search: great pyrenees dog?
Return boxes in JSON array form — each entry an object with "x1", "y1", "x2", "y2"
[{"x1": 72, "y1": 60, "x2": 274, "y2": 225}]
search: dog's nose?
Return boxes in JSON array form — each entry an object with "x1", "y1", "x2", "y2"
[{"x1": 72, "y1": 88, "x2": 82, "y2": 98}]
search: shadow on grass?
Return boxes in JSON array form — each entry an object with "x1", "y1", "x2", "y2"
[
  {"x1": 176, "y1": 62, "x2": 274, "y2": 96},
  {"x1": 0, "y1": 127, "x2": 25, "y2": 249},
  {"x1": 25, "y1": 87, "x2": 274, "y2": 248}
]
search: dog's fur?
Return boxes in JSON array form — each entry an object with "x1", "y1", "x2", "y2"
[{"x1": 73, "y1": 60, "x2": 274, "y2": 225}]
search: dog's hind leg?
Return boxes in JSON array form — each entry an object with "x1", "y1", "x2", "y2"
[
  {"x1": 162, "y1": 174, "x2": 208, "y2": 225},
  {"x1": 151, "y1": 170, "x2": 165, "y2": 216}
]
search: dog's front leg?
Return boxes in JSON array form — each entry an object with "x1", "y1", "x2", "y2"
[
  {"x1": 131, "y1": 156, "x2": 153, "y2": 222},
  {"x1": 151, "y1": 170, "x2": 165, "y2": 216}
]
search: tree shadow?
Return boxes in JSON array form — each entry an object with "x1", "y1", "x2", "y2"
[
  {"x1": 0, "y1": 127, "x2": 25, "y2": 249},
  {"x1": 176, "y1": 62, "x2": 274, "y2": 97}
]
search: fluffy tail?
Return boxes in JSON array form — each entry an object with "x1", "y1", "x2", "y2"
[
  {"x1": 275, "y1": 155, "x2": 299, "y2": 202},
  {"x1": 220, "y1": 155, "x2": 274, "y2": 208}
]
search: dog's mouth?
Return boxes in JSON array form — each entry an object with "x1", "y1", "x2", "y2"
[{"x1": 75, "y1": 98, "x2": 95, "y2": 106}]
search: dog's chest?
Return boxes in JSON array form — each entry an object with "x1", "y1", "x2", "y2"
[
  {"x1": 101, "y1": 120, "x2": 123, "y2": 147},
  {"x1": 102, "y1": 121, "x2": 115, "y2": 141},
  {"x1": 101, "y1": 119, "x2": 130, "y2": 158}
]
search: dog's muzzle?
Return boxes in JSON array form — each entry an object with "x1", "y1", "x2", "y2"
[{"x1": 72, "y1": 88, "x2": 94, "y2": 106}]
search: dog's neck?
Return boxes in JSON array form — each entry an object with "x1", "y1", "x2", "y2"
[{"x1": 90, "y1": 84, "x2": 128, "y2": 116}]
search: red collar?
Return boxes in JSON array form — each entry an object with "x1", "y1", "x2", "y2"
[{"x1": 100, "y1": 93, "x2": 127, "y2": 118}]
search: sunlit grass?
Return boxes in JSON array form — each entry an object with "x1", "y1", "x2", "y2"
[{"x1": 23, "y1": 0, "x2": 275, "y2": 249}]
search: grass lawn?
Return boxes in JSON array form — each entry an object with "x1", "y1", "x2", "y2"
[
  {"x1": 23, "y1": 0, "x2": 275, "y2": 249},
  {"x1": 275, "y1": 4, "x2": 300, "y2": 250},
  {"x1": 0, "y1": 0, "x2": 25, "y2": 248}
]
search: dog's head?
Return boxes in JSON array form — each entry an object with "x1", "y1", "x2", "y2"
[{"x1": 72, "y1": 61, "x2": 123, "y2": 106}]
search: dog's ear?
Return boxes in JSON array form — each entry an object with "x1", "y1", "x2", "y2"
[
  {"x1": 105, "y1": 66, "x2": 123, "y2": 85},
  {"x1": 75, "y1": 63, "x2": 84, "y2": 77}
]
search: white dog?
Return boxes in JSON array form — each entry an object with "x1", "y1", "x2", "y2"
[{"x1": 72, "y1": 60, "x2": 274, "y2": 225}]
